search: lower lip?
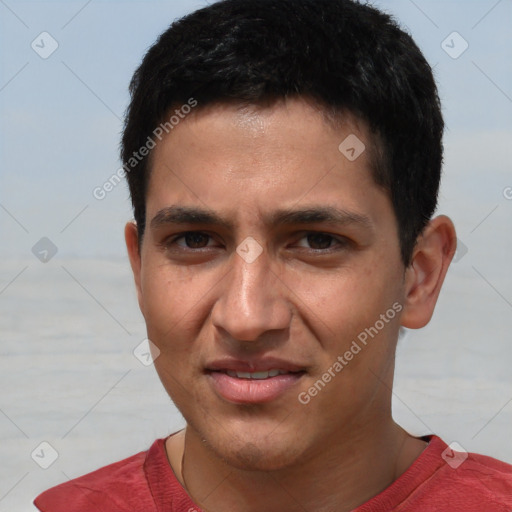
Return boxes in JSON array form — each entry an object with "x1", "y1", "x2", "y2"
[{"x1": 207, "y1": 371, "x2": 304, "y2": 404}]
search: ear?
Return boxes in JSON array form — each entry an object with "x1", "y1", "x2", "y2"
[
  {"x1": 125, "y1": 221, "x2": 145, "y2": 316},
  {"x1": 400, "y1": 215, "x2": 457, "y2": 329}
]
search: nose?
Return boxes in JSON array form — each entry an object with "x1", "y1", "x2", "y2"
[{"x1": 211, "y1": 245, "x2": 291, "y2": 343}]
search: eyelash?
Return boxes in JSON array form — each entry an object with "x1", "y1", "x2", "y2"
[{"x1": 163, "y1": 231, "x2": 349, "y2": 253}]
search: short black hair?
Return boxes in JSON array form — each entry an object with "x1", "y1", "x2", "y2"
[{"x1": 121, "y1": 0, "x2": 444, "y2": 267}]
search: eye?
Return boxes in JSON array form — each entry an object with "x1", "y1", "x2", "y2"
[
  {"x1": 163, "y1": 231, "x2": 349, "y2": 253},
  {"x1": 295, "y1": 232, "x2": 348, "y2": 251},
  {"x1": 168, "y1": 231, "x2": 216, "y2": 249}
]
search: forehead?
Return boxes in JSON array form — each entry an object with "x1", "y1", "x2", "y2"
[
  {"x1": 154, "y1": 98, "x2": 375, "y2": 159},
  {"x1": 145, "y1": 98, "x2": 391, "y2": 231}
]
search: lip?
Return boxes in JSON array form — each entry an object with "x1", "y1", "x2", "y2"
[
  {"x1": 207, "y1": 371, "x2": 305, "y2": 404},
  {"x1": 205, "y1": 357, "x2": 306, "y2": 373},
  {"x1": 205, "y1": 357, "x2": 307, "y2": 404}
]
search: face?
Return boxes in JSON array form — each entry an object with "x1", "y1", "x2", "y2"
[{"x1": 128, "y1": 98, "x2": 410, "y2": 471}]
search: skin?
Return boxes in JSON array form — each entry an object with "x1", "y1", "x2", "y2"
[{"x1": 125, "y1": 98, "x2": 457, "y2": 511}]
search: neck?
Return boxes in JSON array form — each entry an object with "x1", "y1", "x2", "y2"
[{"x1": 172, "y1": 418, "x2": 427, "y2": 512}]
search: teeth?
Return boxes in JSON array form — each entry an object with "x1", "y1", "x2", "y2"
[
  {"x1": 251, "y1": 371, "x2": 271, "y2": 379},
  {"x1": 225, "y1": 369, "x2": 289, "y2": 379}
]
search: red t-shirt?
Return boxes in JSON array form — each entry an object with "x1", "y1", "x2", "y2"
[{"x1": 34, "y1": 435, "x2": 512, "y2": 511}]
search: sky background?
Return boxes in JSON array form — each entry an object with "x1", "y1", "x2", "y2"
[
  {"x1": 0, "y1": 0, "x2": 511, "y2": 261},
  {"x1": 1, "y1": 1, "x2": 512, "y2": 510}
]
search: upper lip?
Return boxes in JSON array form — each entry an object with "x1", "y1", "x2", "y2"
[{"x1": 206, "y1": 357, "x2": 306, "y2": 373}]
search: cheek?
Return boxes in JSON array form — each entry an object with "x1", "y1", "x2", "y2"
[
  {"x1": 293, "y1": 263, "x2": 401, "y2": 367},
  {"x1": 143, "y1": 269, "x2": 203, "y2": 396},
  {"x1": 291, "y1": 268, "x2": 383, "y2": 335},
  {"x1": 139, "y1": 262, "x2": 219, "y2": 351},
  {"x1": 140, "y1": 264, "x2": 190, "y2": 343}
]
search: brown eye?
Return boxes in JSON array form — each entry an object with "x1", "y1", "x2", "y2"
[
  {"x1": 295, "y1": 232, "x2": 347, "y2": 251},
  {"x1": 172, "y1": 232, "x2": 213, "y2": 249},
  {"x1": 305, "y1": 233, "x2": 335, "y2": 250}
]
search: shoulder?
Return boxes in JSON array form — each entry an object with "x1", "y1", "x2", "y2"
[
  {"x1": 33, "y1": 439, "x2": 165, "y2": 512},
  {"x1": 408, "y1": 437, "x2": 512, "y2": 510},
  {"x1": 358, "y1": 436, "x2": 512, "y2": 512},
  {"x1": 446, "y1": 450, "x2": 512, "y2": 500}
]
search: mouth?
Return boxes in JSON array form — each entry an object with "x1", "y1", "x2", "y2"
[
  {"x1": 223, "y1": 368, "x2": 298, "y2": 379},
  {"x1": 205, "y1": 360, "x2": 307, "y2": 404}
]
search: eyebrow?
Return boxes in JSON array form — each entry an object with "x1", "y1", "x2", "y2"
[{"x1": 150, "y1": 205, "x2": 373, "y2": 231}]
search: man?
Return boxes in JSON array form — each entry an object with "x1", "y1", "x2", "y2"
[{"x1": 34, "y1": 0, "x2": 512, "y2": 510}]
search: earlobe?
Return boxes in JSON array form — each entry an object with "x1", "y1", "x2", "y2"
[
  {"x1": 400, "y1": 215, "x2": 457, "y2": 329},
  {"x1": 124, "y1": 221, "x2": 144, "y2": 315}
]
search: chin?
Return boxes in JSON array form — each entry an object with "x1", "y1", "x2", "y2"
[
  {"x1": 197, "y1": 418, "x2": 307, "y2": 472},
  {"x1": 218, "y1": 437, "x2": 304, "y2": 472}
]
